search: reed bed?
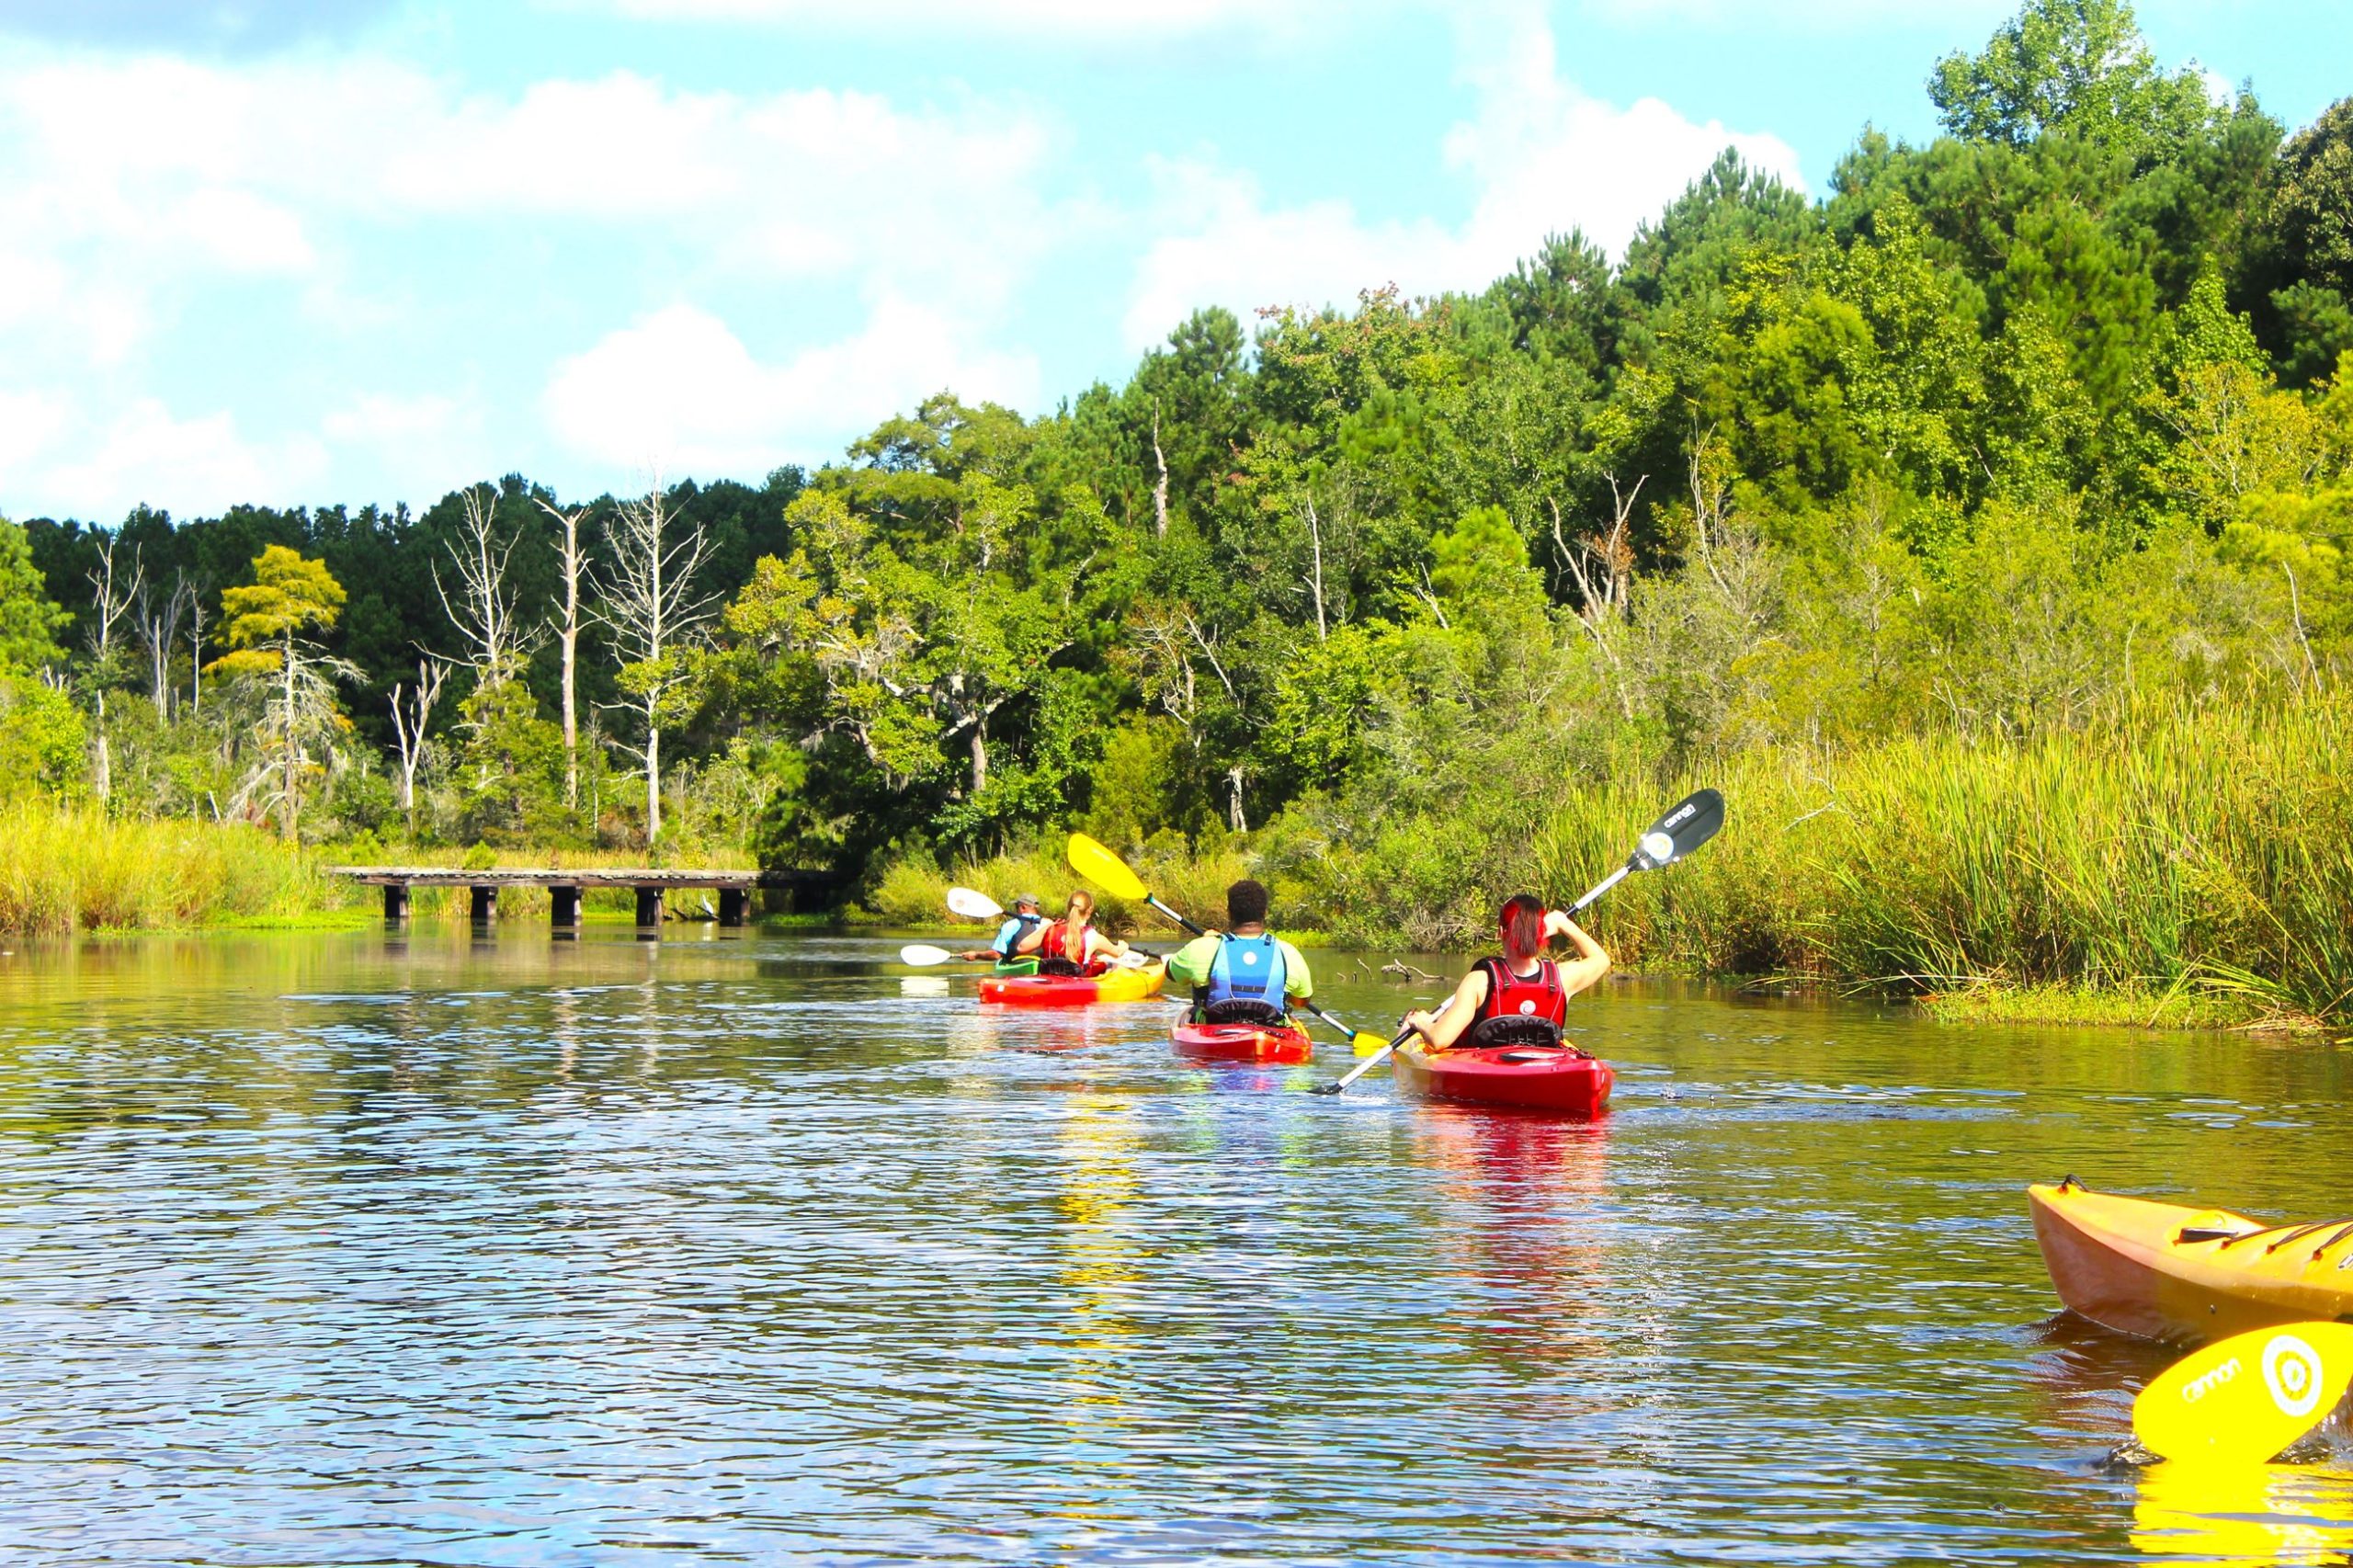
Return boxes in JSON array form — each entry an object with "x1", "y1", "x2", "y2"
[
  {"x1": 1531, "y1": 700, "x2": 2353, "y2": 1032},
  {"x1": 923, "y1": 699, "x2": 2351, "y2": 1034},
  {"x1": 0, "y1": 805, "x2": 349, "y2": 936}
]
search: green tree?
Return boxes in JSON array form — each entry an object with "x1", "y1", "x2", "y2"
[
  {"x1": 210, "y1": 545, "x2": 353, "y2": 838},
  {"x1": 0, "y1": 519, "x2": 69, "y2": 675},
  {"x1": 1929, "y1": 0, "x2": 2222, "y2": 167}
]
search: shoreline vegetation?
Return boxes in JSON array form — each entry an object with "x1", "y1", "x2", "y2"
[
  {"x1": 0, "y1": 6, "x2": 2347, "y2": 1040},
  {"x1": 874, "y1": 696, "x2": 2350, "y2": 1038}
]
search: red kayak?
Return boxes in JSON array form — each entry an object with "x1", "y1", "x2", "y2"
[
  {"x1": 1393, "y1": 1040, "x2": 1613, "y2": 1116},
  {"x1": 1170, "y1": 1018, "x2": 1313, "y2": 1064}
]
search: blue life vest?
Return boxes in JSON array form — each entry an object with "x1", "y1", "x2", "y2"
[
  {"x1": 992, "y1": 913, "x2": 1042, "y2": 960},
  {"x1": 1201, "y1": 931, "x2": 1287, "y2": 1022}
]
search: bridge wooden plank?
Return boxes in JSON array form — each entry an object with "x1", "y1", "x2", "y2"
[{"x1": 325, "y1": 867, "x2": 817, "y2": 890}]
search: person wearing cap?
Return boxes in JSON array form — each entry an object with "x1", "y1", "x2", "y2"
[
  {"x1": 1401, "y1": 894, "x2": 1608, "y2": 1050},
  {"x1": 959, "y1": 892, "x2": 1047, "y2": 971},
  {"x1": 1164, "y1": 879, "x2": 1313, "y2": 1026}
]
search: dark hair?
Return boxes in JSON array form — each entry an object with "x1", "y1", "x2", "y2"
[
  {"x1": 1226, "y1": 879, "x2": 1269, "y2": 926},
  {"x1": 1499, "y1": 893, "x2": 1547, "y2": 962}
]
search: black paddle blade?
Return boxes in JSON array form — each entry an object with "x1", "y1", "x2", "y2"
[
  {"x1": 1631, "y1": 788, "x2": 1725, "y2": 869},
  {"x1": 1310, "y1": 1084, "x2": 1344, "y2": 1096}
]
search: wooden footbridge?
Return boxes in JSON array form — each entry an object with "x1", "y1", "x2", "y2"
[{"x1": 328, "y1": 866, "x2": 839, "y2": 930}]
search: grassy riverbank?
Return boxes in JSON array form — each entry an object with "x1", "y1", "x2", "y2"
[
  {"x1": 0, "y1": 806, "x2": 357, "y2": 936},
  {"x1": 889, "y1": 699, "x2": 2352, "y2": 1036}
]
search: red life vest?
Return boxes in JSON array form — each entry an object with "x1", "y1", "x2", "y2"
[
  {"x1": 1040, "y1": 920, "x2": 1105, "y2": 976},
  {"x1": 1468, "y1": 957, "x2": 1565, "y2": 1046}
]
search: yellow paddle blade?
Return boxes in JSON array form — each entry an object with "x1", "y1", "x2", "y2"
[
  {"x1": 1352, "y1": 1033, "x2": 1389, "y2": 1057},
  {"x1": 2132, "y1": 1321, "x2": 2353, "y2": 1463},
  {"x1": 1067, "y1": 832, "x2": 1149, "y2": 901}
]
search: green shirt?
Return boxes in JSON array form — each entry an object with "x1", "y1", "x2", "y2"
[{"x1": 1164, "y1": 931, "x2": 1313, "y2": 1001}]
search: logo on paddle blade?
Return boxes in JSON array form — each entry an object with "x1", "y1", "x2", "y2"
[
  {"x1": 2263, "y1": 1335, "x2": 2325, "y2": 1418},
  {"x1": 2181, "y1": 1356, "x2": 2241, "y2": 1404}
]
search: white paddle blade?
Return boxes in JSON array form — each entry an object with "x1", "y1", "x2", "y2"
[
  {"x1": 2132, "y1": 1321, "x2": 2353, "y2": 1463},
  {"x1": 946, "y1": 887, "x2": 1004, "y2": 920},
  {"x1": 900, "y1": 944, "x2": 954, "y2": 966}
]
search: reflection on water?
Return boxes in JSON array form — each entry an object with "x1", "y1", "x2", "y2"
[
  {"x1": 2, "y1": 927, "x2": 2350, "y2": 1561},
  {"x1": 2135, "y1": 1461, "x2": 2353, "y2": 1563}
]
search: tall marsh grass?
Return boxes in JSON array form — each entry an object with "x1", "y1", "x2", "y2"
[
  {"x1": 0, "y1": 805, "x2": 347, "y2": 935},
  {"x1": 1400, "y1": 699, "x2": 2353, "y2": 1031},
  {"x1": 911, "y1": 699, "x2": 2352, "y2": 1034}
]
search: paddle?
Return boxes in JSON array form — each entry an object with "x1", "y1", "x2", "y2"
[
  {"x1": 1311, "y1": 787, "x2": 1726, "y2": 1097},
  {"x1": 947, "y1": 887, "x2": 1004, "y2": 920},
  {"x1": 2132, "y1": 1321, "x2": 2353, "y2": 1463},
  {"x1": 1066, "y1": 833, "x2": 1390, "y2": 1052}
]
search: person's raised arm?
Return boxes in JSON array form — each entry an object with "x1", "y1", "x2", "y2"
[
  {"x1": 1547, "y1": 911, "x2": 1610, "y2": 996},
  {"x1": 1402, "y1": 967, "x2": 1489, "y2": 1051}
]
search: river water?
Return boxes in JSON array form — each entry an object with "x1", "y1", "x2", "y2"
[{"x1": 3, "y1": 928, "x2": 2351, "y2": 1564}]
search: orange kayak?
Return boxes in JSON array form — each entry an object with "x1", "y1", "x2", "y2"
[{"x1": 2029, "y1": 1177, "x2": 2353, "y2": 1342}]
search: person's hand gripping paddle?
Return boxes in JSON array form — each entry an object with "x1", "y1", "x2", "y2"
[
  {"x1": 1064, "y1": 834, "x2": 1384, "y2": 1052},
  {"x1": 1312, "y1": 787, "x2": 1725, "y2": 1096},
  {"x1": 2132, "y1": 1321, "x2": 2353, "y2": 1463}
]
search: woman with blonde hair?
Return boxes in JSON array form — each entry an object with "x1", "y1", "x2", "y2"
[{"x1": 1030, "y1": 889, "x2": 1133, "y2": 977}]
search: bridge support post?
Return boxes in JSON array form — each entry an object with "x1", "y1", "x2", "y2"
[
  {"x1": 471, "y1": 885, "x2": 497, "y2": 924},
  {"x1": 719, "y1": 888, "x2": 749, "y2": 927},
  {"x1": 635, "y1": 887, "x2": 664, "y2": 929},
  {"x1": 551, "y1": 886, "x2": 582, "y2": 930},
  {"x1": 382, "y1": 883, "x2": 409, "y2": 924}
]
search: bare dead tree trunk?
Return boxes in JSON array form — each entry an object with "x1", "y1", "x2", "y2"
[
  {"x1": 438, "y1": 483, "x2": 534, "y2": 690},
  {"x1": 85, "y1": 536, "x2": 142, "y2": 807},
  {"x1": 134, "y1": 574, "x2": 191, "y2": 720},
  {"x1": 280, "y1": 634, "x2": 299, "y2": 838},
  {"x1": 594, "y1": 479, "x2": 715, "y2": 846},
  {"x1": 536, "y1": 499, "x2": 592, "y2": 810},
  {"x1": 1553, "y1": 476, "x2": 1643, "y2": 721},
  {"x1": 1227, "y1": 764, "x2": 1247, "y2": 834},
  {"x1": 1151, "y1": 402, "x2": 1171, "y2": 539},
  {"x1": 390, "y1": 656, "x2": 449, "y2": 825},
  {"x1": 1302, "y1": 496, "x2": 1328, "y2": 641},
  {"x1": 187, "y1": 587, "x2": 207, "y2": 715}
]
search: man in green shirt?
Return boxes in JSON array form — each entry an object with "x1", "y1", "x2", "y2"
[{"x1": 1164, "y1": 879, "x2": 1313, "y2": 1026}]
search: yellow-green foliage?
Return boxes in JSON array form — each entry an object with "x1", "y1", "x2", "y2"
[
  {"x1": 0, "y1": 804, "x2": 351, "y2": 935},
  {"x1": 1288, "y1": 696, "x2": 2350, "y2": 1029}
]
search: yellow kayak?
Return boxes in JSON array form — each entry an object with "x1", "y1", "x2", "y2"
[
  {"x1": 977, "y1": 960, "x2": 1166, "y2": 1006},
  {"x1": 2029, "y1": 1177, "x2": 2353, "y2": 1342}
]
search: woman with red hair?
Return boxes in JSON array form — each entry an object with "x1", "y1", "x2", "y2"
[{"x1": 1402, "y1": 894, "x2": 1610, "y2": 1050}]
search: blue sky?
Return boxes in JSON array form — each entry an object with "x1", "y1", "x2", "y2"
[{"x1": 1, "y1": 0, "x2": 2346, "y2": 522}]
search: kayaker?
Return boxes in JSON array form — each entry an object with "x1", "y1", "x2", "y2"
[
  {"x1": 1034, "y1": 890, "x2": 1133, "y2": 977},
  {"x1": 958, "y1": 892, "x2": 1045, "y2": 966},
  {"x1": 1165, "y1": 879, "x2": 1312, "y2": 1026},
  {"x1": 1402, "y1": 894, "x2": 1608, "y2": 1049}
]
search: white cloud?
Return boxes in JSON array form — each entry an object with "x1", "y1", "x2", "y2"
[
  {"x1": 0, "y1": 390, "x2": 72, "y2": 483},
  {"x1": 1123, "y1": 9, "x2": 1802, "y2": 348},
  {"x1": 36, "y1": 398, "x2": 330, "y2": 518},
  {"x1": 0, "y1": 53, "x2": 1059, "y2": 369},
  {"x1": 542, "y1": 300, "x2": 1042, "y2": 480}
]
